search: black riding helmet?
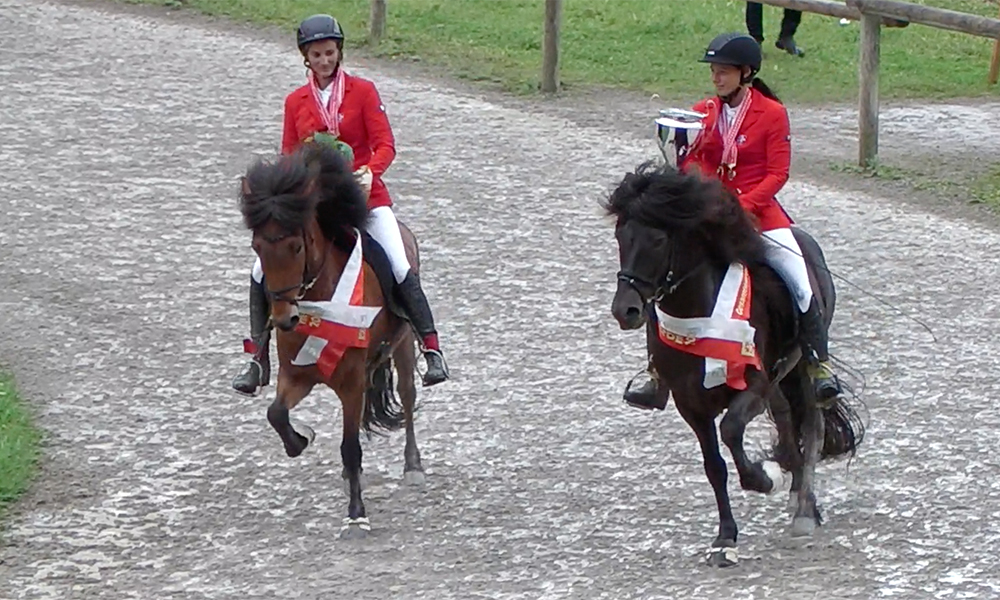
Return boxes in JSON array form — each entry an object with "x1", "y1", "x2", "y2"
[
  {"x1": 297, "y1": 14, "x2": 345, "y2": 53},
  {"x1": 699, "y1": 32, "x2": 762, "y2": 83}
]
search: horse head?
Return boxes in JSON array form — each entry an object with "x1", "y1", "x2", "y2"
[
  {"x1": 603, "y1": 161, "x2": 766, "y2": 330},
  {"x1": 238, "y1": 143, "x2": 370, "y2": 332}
]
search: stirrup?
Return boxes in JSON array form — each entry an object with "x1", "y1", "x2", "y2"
[
  {"x1": 232, "y1": 359, "x2": 266, "y2": 397},
  {"x1": 623, "y1": 373, "x2": 666, "y2": 411},
  {"x1": 420, "y1": 348, "x2": 450, "y2": 385}
]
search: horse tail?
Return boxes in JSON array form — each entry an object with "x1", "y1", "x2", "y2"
[
  {"x1": 362, "y1": 360, "x2": 406, "y2": 435},
  {"x1": 819, "y1": 395, "x2": 866, "y2": 460}
]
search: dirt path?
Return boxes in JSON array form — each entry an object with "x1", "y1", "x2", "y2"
[{"x1": 2, "y1": 1, "x2": 1000, "y2": 599}]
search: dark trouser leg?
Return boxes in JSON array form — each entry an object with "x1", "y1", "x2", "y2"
[
  {"x1": 780, "y1": 9, "x2": 802, "y2": 38},
  {"x1": 232, "y1": 276, "x2": 271, "y2": 396},
  {"x1": 799, "y1": 297, "x2": 841, "y2": 402},
  {"x1": 777, "y1": 10, "x2": 805, "y2": 56},
  {"x1": 745, "y1": 2, "x2": 764, "y2": 43},
  {"x1": 395, "y1": 271, "x2": 450, "y2": 387}
]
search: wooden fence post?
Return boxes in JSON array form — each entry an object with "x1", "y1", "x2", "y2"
[
  {"x1": 990, "y1": 4, "x2": 1000, "y2": 85},
  {"x1": 858, "y1": 11, "x2": 881, "y2": 168},
  {"x1": 370, "y1": 0, "x2": 386, "y2": 45},
  {"x1": 541, "y1": 0, "x2": 562, "y2": 94}
]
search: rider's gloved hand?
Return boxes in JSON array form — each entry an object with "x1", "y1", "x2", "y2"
[{"x1": 354, "y1": 165, "x2": 372, "y2": 198}]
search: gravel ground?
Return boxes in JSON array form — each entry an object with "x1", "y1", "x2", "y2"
[{"x1": 2, "y1": 1, "x2": 1000, "y2": 598}]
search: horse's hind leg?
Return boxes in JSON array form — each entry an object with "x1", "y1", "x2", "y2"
[
  {"x1": 719, "y1": 390, "x2": 787, "y2": 494},
  {"x1": 789, "y1": 371, "x2": 824, "y2": 537},
  {"x1": 340, "y1": 385, "x2": 371, "y2": 539},
  {"x1": 675, "y1": 401, "x2": 739, "y2": 567},
  {"x1": 396, "y1": 332, "x2": 425, "y2": 486},
  {"x1": 770, "y1": 383, "x2": 805, "y2": 513}
]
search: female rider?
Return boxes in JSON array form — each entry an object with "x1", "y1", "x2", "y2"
[
  {"x1": 625, "y1": 32, "x2": 840, "y2": 410},
  {"x1": 232, "y1": 14, "x2": 449, "y2": 395}
]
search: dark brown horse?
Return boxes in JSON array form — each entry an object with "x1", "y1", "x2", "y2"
[
  {"x1": 238, "y1": 142, "x2": 425, "y2": 538},
  {"x1": 605, "y1": 162, "x2": 864, "y2": 567}
]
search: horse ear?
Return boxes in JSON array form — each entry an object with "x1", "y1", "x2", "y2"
[{"x1": 240, "y1": 176, "x2": 251, "y2": 197}]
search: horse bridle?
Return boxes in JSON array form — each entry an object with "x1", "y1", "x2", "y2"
[
  {"x1": 616, "y1": 239, "x2": 706, "y2": 305},
  {"x1": 262, "y1": 228, "x2": 328, "y2": 305}
]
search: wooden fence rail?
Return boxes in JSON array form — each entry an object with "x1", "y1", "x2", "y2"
[
  {"x1": 756, "y1": 0, "x2": 1000, "y2": 168},
  {"x1": 368, "y1": 0, "x2": 998, "y2": 167}
]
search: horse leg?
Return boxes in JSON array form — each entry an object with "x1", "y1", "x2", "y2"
[
  {"x1": 396, "y1": 333, "x2": 425, "y2": 486},
  {"x1": 768, "y1": 381, "x2": 806, "y2": 512},
  {"x1": 675, "y1": 401, "x2": 739, "y2": 567},
  {"x1": 719, "y1": 390, "x2": 786, "y2": 494},
  {"x1": 771, "y1": 381, "x2": 805, "y2": 513},
  {"x1": 340, "y1": 386, "x2": 371, "y2": 539},
  {"x1": 266, "y1": 374, "x2": 316, "y2": 458},
  {"x1": 790, "y1": 372, "x2": 824, "y2": 537}
]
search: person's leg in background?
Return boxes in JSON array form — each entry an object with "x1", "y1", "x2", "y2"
[
  {"x1": 745, "y1": 2, "x2": 765, "y2": 44},
  {"x1": 777, "y1": 9, "x2": 805, "y2": 56}
]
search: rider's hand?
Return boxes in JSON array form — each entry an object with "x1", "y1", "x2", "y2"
[{"x1": 354, "y1": 165, "x2": 372, "y2": 198}]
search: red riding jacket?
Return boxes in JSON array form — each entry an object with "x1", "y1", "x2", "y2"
[
  {"x1": 281, "y1": 72, "x2": 396, "y2": 209},
  {"x1": 681, "y1": 87, "x2": 793, "y2": 231}
]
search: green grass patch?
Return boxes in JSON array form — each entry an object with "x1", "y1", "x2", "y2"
[
  {"x1": 831, "y1": 160, "x2": 1000, "y2": 211},
  {"x1": 971, "y1": 165, "x2": 1000, "y2": 207},
  {"x1": 0, "y1": 373, "x2": 41, "y2": 518},
  {"x1": 126, "y1": 0, "x2": 1000, "y2": 102}
]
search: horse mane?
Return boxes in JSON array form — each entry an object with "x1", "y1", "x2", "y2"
[
  {"x1": 603, "y1": 161, "x2": 768, "y2": 267},
  {"x1": 239, "y1": 143, "x2": 370, "y2": 249}
]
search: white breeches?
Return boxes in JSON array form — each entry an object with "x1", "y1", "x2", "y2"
[
  {"x1": 762, "y1": 228, "x2": 813, "y2": 313},
  {"x1": 366, "y1": 206, "x2": 411, "y2": 283},
  {"x1": 248, "y1": 206, "x2": 411, "y2": 286}
]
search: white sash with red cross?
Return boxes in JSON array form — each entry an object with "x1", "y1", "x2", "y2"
[
  {"x1": 291, "y1": 231, "x2": 382, "y2": 378},
  {"x1": 653, "y1": 262, "x2": 762, "y2": 390}
]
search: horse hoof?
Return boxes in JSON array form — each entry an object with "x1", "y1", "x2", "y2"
[
  {"x1": 705, "y1": 546, "x2": 738, "y2": 567},
  {"x1": 790, "y1": 516, "x2": 817, "y2": 538},
  {"x1": 340, "y1": 517, "x2": 371, "y2": 540},
  {"x1": 290, "y1": 421, "x2": 315, "y2": 448},
  {"x1": 342, "y1": 472, "x2": 369, "y2": 497},
  {"x1": 403, "y1": 470, "x2": 426, "y2": 487},
  {"x1": 761, "y1": 461, "x2": 789, "y2": 495}
]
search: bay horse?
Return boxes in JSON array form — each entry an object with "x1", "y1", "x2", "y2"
[
  {"x1": 238, "y1": 142, "x2": 425, "y2": 538},
  {"x1": 605, "y1": 162, "x2": 864, "y2": 567}
]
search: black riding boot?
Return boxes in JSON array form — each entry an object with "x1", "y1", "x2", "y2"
[
  {"x1": 800, "y1": 297, "x2": 841, "y2": 402},
  {"x1": 395, "y1": 271, "x2": 450, "y2": 387},
  {"x1": 624, "y1": 354, "x2": 667, "y2": 410},
  {"x1": 232, "y1": 277, "x2": 271, "y2": 396}
]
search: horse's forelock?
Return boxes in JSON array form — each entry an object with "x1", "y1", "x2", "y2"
[
  {"x1": 239, "y1": 153, "x2": 319, "y2": 233},
  {"x1": 605, "y1": 161, "x2": 769, "y2": 267}
]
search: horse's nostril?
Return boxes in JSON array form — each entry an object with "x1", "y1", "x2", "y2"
[
  {"x1": 277, "y1": 315, "x2": 300, "y2": 332},
  {"x1": 626, "y1": 306, "x2": 641, "y2": 320}
]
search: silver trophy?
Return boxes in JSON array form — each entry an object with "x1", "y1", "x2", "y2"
[{"x1": 655, "y1": 108, "x2": 707, "y2": 167}]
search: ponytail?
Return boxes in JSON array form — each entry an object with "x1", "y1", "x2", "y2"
[{"x1": 750, "y1": 77, "x2": 781, "y2": 103}]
